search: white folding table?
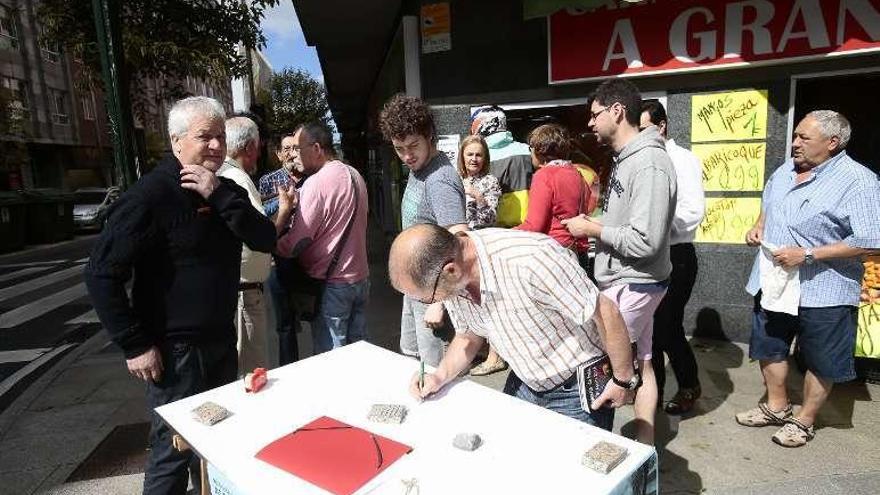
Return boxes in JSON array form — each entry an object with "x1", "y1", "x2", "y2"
[{"x1": 156, "y1": 341, "x2": 657, "y2": 494}]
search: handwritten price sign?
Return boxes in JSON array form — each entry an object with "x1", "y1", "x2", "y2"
[
  {"x1": 691, "y1": 90, "x2": 769, "y2": 142},
  {"x1": 695, "y1": 197, "x2": 761, "y2": 244},
  {"x1": 856, "y1": 303, "x2": 880, "y2": 359},
  {"x1": 693, "y1": 142, "x2": 766, "y2": 192}
]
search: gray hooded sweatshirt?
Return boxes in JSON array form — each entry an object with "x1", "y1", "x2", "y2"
[{"x1": 595, "y1": 126, "x2": 677, "y2": 288}]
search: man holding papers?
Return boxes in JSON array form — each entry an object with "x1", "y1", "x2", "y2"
[{"x1": 739, "y1": 111, "x2": 880, "y2": 448}]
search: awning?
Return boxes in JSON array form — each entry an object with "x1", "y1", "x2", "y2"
[{"x1": 292, "y1": 1, "x2": 402, "y2": 138}]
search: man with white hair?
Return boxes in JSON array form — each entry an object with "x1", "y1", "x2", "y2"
[
  {"x1": 85, "y1": 97, "x2": 278, "y2": 494},
  {"x1": 218, "y1": 116, "x2": 271, "y2": 373},
  {"x1": 738, "y1": 110, "x2": 880, "y2": 448}
]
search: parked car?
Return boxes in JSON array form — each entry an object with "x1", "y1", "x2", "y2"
[{"x1": 73, "y1": 187, "x2": 120, "y2": 230}]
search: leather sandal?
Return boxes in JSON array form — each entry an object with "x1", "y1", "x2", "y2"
[
  {"x1": 735, "y1": 402, "x2": 792, "y2": 427},
  {"x1": 469, "y1": 358, "x2": 508, "y2": 376},
  {"x1": 772, "y1": 418, "x2": 815, "y2": 447}
]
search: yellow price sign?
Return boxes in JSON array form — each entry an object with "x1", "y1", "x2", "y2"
[
  {"x1": 856, "y1": 303, "x2": 880, "y2": 358},
  {"x1": 695, "y1": 197, "x2": 761, "y2": 244},
  {"x1": 691, "y1": 90, "x2": 769, "y2": 142},
  {"x1": 693, "y1": 142, "x2": 766, "y2": 192}
]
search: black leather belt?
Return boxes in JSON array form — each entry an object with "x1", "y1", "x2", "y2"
[{"x1": 239, "y1": 282, "x2": 263, "y2": 291}]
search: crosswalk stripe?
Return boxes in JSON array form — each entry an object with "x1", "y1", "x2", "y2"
[
  {"x1": 0, "y1": 283, "x2": 89, "y2": 328},
  {"x1": 0, "y1": 265, "x2": 84, "y2": 303},
  {"x1": 0, "y1": 344, "x2": 75, "y2": 397},
  {"x1": 0, "y1": 259, "x2": 67, "y2": 269},
  {"x1": 0, "y1": 348, "x2": 52, "y2": 364},
  {"x1": 66, "y1": 309, "x2": 99, "y2": 325},
  {"x1": 0, "y1": 266, "x2": 54, "y2": 283}
]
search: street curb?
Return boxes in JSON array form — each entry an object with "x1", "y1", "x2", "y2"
[{"x1": 0, "y1": 328, "x2": 110, "y2": 441}]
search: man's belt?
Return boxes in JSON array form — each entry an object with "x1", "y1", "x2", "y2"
[{"x1": 239, "y1": 282, "x2": 264, "y2": 291}]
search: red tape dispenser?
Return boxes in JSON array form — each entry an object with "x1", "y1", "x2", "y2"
[{"x1": 244, "y1": 367, "x2": 268, "y2": 393}]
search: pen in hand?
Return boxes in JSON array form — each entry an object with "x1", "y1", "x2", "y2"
[{"x1": 419, "y1": 360, "x2": 425, "y2": 391}]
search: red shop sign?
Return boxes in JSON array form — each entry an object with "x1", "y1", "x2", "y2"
[{"x1": 549, "y1": 0, "x2": 880, "y2": 84}]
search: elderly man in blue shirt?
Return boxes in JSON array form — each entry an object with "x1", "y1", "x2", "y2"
[{"x1": 736, "y1": 110, "x2": 880, "y2": 448}]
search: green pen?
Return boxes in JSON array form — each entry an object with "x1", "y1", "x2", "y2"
[{"x1": 419, "y1": 360, "x2": 425, "y2": 391}]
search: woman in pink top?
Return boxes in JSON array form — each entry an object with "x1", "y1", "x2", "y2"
[{"x1": 517, "y1": 124, "x2": 596, "y2": 256}]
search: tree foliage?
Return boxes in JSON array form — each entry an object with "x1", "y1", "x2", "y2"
[
  {"x1": 266, "y1": 68, "x2": 333, "y2": 137},
  {"x1": 37, "y1": 0, "x2": 280, "y2": 111}
]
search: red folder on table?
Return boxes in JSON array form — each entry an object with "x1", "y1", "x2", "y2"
[{"x1": 255, "y1": 416, "x2": 412, "y2": 495}]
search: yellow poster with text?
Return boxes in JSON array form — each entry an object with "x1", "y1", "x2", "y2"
[
  {"x1": 693, "y1": 142, "x2": 766, "y2": 192},
  {"x1": 856, "y1": 303, "x2": 880, "y2": 358},
  {"x1": 695, "y1": 197, "x2": 762, "y2": 244},
  {"x1": 692, "y1": 90, "x2": 769, "y2": 142}
]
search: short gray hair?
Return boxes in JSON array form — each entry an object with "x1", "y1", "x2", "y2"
[
  {"x1": 225, "y1": 116, "x2": 259, "y2": 156},
  {"x1": 167, "y1": 96, "x2": 226, "y2": 139},
  {"x1": 807, "y1": 110, "x2": 851, "y2": 150},
  {"x1": 408, "y1": 225, "x2": 458, "y2": 289}
]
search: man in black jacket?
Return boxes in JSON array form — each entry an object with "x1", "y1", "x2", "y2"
[{"x1": 85, "y1": 96, "x2": 278, "y2": 495}]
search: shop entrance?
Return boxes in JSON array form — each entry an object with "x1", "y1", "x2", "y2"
[{"x1": 793, "y1": 71, "x2": 880, "y2": 174}]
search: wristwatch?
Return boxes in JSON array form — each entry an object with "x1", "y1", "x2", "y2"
[
  {"x1": 804, "y1": 248, "x2": 815, "y2": 265},
  {"x1": 612, "y1": 372, "x2": 641, "y2": 390}
]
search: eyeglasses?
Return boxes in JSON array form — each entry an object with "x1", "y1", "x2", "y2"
[
  {"x1": 280, "y1": 142, "x2": 315, "y2": 153},
  {"x1": 589, "y1": 106, "x2": 612, "y2": 121},
  {"x1": 418, "y1": 259, "x2": 453, "y2": 304}
]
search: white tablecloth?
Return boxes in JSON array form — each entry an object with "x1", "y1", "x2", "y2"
[{"x1": 156, "y1": 341, "x2": 657, "y2": 494}]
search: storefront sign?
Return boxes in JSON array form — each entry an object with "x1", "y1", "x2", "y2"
[
  {"x1": 549, "y1": 0, "x2": 880, "y2": 83},
  {"x1": 692, "y1": 142, "x2": 765, "y2": 192},
  {"x1": 695, "y1": 197, "x2": 761, "y2": 244},
  {"x1": 421, "y1": 3, "x2": 451, "y2": 54},
  {"x1": 691, "y1": 89, "x2": 769, "y2": 142}
]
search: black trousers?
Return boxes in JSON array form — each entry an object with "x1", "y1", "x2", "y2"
[
  {"x1": 651, "y1": 243, "x2": 700, "y2": 398},
  {"x1": 143, "y1": 338, "x2": 238, "y2": 495}
]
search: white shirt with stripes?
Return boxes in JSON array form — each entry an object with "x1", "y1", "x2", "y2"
[{"x1": 444, "y1": 229, "x2": 604, "y2": 392}]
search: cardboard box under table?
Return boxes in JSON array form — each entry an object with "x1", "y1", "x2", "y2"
[{"x1": 156, "y1": 342, "x2": 657, "y2": 494}]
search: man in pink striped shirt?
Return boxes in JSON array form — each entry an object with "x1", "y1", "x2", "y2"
[
  {"x1": 276, "y1": 123, "x2": 369, "y2": 354},
  {"x1": 388, "y1": 224, "x2": 638, "y2": 429}
]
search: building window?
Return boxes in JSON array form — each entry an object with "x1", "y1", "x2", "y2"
[
  {"x1": 50, "y1": 89, "x2": 69, "y2": 125},
  {"x1": 39, "y1": 26, "x2": 61, "y2": 63},
  {"x1": 1, "y1": 76, "x2": 29, "y2": 111},
  {"x1": 0, "y1": 4, "x2": 18, "y2": 51},
  {"x1": 81, "y1": 91, "x2": 96, "y2": 120}
]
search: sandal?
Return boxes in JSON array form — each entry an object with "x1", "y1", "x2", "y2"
[
  {"x1": 664, "y1": 385, "x2": 701, "y2": 415},
  {"x1": 772, "y1": 418, "x2": 815, "y2": 448},
  {"x1": 735, "y1": 402, "x2": 792, "y2": 427},
  {"x1": 469, "y1": 358, "x2": 508, "y2": 376}
]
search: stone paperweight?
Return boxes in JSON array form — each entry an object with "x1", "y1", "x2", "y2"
[
  {"x1": 191, "y1": 401, "x2": 230, "y2": 426},
  {"x1": 367, "y1": 404, "x2": 408, "y2": 424},
  {"x1": 582, "y1": 441, "x2": 628, "y2": 474},
  {"x1": 452, "y1": 433, "x2": 482, "y2": 451}
]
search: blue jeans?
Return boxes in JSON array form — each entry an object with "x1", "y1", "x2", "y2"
[
  {"x1": 311, "y1": 279, "x2": 370, "y2": 354},
  {"x1": 399, "y1": 295, "x2": 454, "y2": 367},
  {"x1": 503, "y1": 371, "x2": 615, "y2": 431},
  {"x1": 267, "y1": 266, "x2": 300, "y2": 365},
  {"x1": 143, "y1": 339, "x2": 237, "y2": 495}
]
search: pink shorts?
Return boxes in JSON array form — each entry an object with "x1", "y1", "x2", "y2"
[{"x1": 601, "y1": 282, "x2": 668, "y2": 361}]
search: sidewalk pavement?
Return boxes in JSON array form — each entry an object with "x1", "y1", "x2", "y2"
[{"x1": 1, "y1": 261, "x2": 878, "y2": 495}]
